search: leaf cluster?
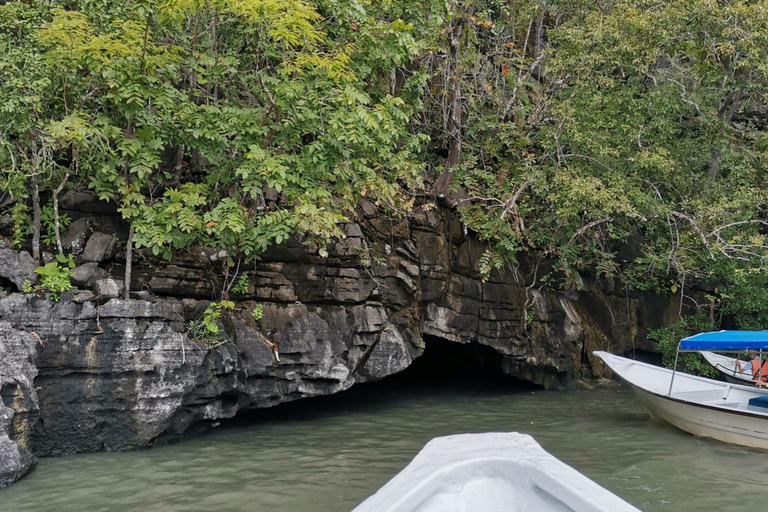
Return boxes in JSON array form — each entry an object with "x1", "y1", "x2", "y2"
[{"x1": 33, "y1": 254, "x2": 76, "y2": 301}]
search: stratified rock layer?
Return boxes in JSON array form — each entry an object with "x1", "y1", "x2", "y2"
[{"x1": 0, "y1": 203, "x2": 679, "y2": 488}]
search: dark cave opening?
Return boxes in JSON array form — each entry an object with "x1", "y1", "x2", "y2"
[
  {"x1": 385, "y1": 335, "x2": 526, "y2": 386},
  {"x1": 223, "y1": 335, "x2": 536, "y2": 428}
]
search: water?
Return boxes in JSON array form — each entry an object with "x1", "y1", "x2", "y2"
[{"x1": 1, "y1": 379, "x2": 765, "y2": 512}]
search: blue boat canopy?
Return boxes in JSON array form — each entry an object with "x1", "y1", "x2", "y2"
[{"x1": 679, "y1": 330, "x2": 768, "y2": 350}]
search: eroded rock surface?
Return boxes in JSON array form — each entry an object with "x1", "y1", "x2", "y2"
[
  {"x1": 0, "y1": 203, "x2": 678, "y2": 489},
  {"x1": 0, "y1": 242, "x2": 36, "y2": 292},
  {"x1": 0, "y1": 288, "x2": 422, "y2": 463},
  {"x1": 0, "y1": 321, "x2": 39, "y2": 488}
]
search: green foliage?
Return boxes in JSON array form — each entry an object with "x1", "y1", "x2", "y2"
[
  {"x1": 400, "y1": 0, "x2": 768, "y2": 305},
  {"x1": 33, "y1": 254, "x2": 76, "y2": 301},
  {"x1": 40, "y1": 204, "x2": 71, "y2": 248},
  {"x1": 231, "y1": 274, "x2": 250, "y2": 295},
  {"x1": 711, "y1": 263, "x2": 768, "y2": 331},
  {"x1": 525, "y1": 305, "x2": 535, "y2": 327},
  {"x1": 0, "y1": 0, "x2": 426, "y2": 283},
  {"x1": 478, "y1": 249, "x2": 504, "y2": 283},
  {"x1": 202, "y1": 300, "x2": 234, "y2": 335},
  {"x1": 251, "y1": 303, "x2": 263, "y2": 321},
  {"x1": 21, "y1": 279, "x2": 32, "y2": 293},
  {"x1": 188, "y1": 300, "x2": 234, "y2": 346},
  {"x1": 648, "y1": 314, "x2": 718, "y2": 378},
  {"x1": 3, "y1": 0, "x2": 768, "y2": 337},
  {"x1": 10, "y1": 204, "x2": 32, "y2": 249},
  {"x1": 187, "y1": 320, "x2": 219, "y2": 346}
]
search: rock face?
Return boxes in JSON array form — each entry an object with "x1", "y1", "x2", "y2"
[
  {"x1": 0, "y1": 242, "x2": 36, "y2": 292},
  {"x1": 80, "y1": 232, "x2": 116, "y2": 263},
  {"x1": 71, "y1": 262, "x2": 109, "y2": 289},
  {"x1": 0, "y1": 202, "x2": 680, "y2": 489},
  {"x1": 0, "y1": 292, "x2": 421, "y2": 462},
  {"x1": 0, "y1": 321, "x2": 39, "y2": 488},
  {"x1": 94, "y1": 278, "x2": 124, "y2": 299}
]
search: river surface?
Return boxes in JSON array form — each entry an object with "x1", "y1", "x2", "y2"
[{"x1": 1, "y1": 378, "x2": 766, "y2": 512}]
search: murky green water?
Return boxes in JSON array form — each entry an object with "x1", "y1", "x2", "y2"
[{"x1": 1, "y1": 379, "x2": 765, "y2": 512}]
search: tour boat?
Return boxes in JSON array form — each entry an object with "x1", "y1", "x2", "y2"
[
  {"x1": 699, "y1": 350, "x2": 756, "y2": 384},
  {"x1": 595, "y1": 330, "x2": 768, "y2": 449},
  {"x1": 352, "y1": 432, "x2": 640, "y2": 512}
]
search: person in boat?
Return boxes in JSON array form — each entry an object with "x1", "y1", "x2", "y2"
[
  {"x1": 735, "y1": 352, "x2": 768, "y2": 386},
  {"x1": 735, "y1": 352, "x2": 760, "y2": 375}
]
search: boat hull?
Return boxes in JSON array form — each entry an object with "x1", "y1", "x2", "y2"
[
  {"x1": 594, "y1": 350, "x2": 768, "y2": 449},
  {"x1": 630, "y1": 385, "x2": 768, "y2": 449}
]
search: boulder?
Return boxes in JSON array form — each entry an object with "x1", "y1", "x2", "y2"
[
  {"x1": 94, "y1": 278, "x2": 124, "y2": 299},
  {"x1": 131, "y1": 290, "x2": 154, "y2": 301},
  {"x1": 0, "y1": 242, "x2": 37, "y2": 292},
  {"x1": 71, "y1": 263, "x2": 109, "y2": 289},
  {"x1": 80, "y1": 232, "x2": 116, "y2": 263},
  {"x1": 61, "y1": 218, "x2": 92, "y2": 256},
  {"x1": 59, "y1": 190, "x2": 118, "y2": 215}
]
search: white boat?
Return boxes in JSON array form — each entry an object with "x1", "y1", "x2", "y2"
[
  {"x1": 352, "y1": 432, "x2": 640, "y2": 512},
  {"x1": 595, "y1": 350, "x2": 768, "y2": 449},
  {"x1": 699, "y1": 351, "x2": 756, "y2": 384}
]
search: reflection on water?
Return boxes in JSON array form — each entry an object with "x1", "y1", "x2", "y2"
[{"x1": 0, "y1": 379, "x2": 764, "y2": 512}]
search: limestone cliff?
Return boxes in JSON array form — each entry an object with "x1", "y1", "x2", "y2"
[{"x1": 0, "y1": 195, "x2": 680, "y2": 488}]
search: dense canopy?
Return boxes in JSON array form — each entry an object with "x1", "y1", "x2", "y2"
[{"x1": 2, "y1": 0, "x2": 768, "y2": 326}]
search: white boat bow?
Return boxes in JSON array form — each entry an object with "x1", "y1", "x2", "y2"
[
  {"x1": 352, "y1": 432, "x2": 639, "y2": 512},
  {"x1": 595, "y1": 350, "x2": 768, "y2": 449}
]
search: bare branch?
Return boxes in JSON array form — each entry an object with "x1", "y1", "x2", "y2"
[
  {"x1": 666, "y1": 78, "x2": 702, "y2": 115},
  {"x1": 567, "y1": 217, "x2": 613, "y2": 246},
  {"x1": 500, "y1": 180, "x2": 532, "y2": 220},
  {"x1": 708, "y1": 219, "x2": 768, "y2": 237},
  {"x1": 670, "y1": 211, "x2": 715, "y2": 260}
]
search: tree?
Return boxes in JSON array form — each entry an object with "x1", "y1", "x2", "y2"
[{"x1": 0, "y1": 0, "x2": 428, "y2": 298}]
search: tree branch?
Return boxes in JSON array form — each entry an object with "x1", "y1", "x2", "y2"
[{"x1": 567, "y1": 217, "x2": 612, "y2": 246}]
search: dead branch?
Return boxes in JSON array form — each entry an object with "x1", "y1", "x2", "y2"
[
  {"x1": 567, "y1": 217, "x2": 613, "y2": 246},
  {"x1": 500, "y1": 180, "x2": 532, "y2": 220},
  {"x1": 670, "y1": 211, "x2": 715, "y2": 260}
]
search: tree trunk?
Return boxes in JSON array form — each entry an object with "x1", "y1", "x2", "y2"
[
  {"x1": 53, "y1": 172, "x2": 69, "y2": 255},
  {"x1": 30, "y1": 139, "x2": 41, "y2": 265},
  {"x1": 123, "y1": 225, "x2": 134, "y2": 299},
  {"x1": 433, "y1": 14, "x2": 463, "y2": 198},
  {"x1": 708, "y1": 152, "x2": 720, "y2": 180},
  {"x1": 31, "y1": 176, "x2": 41, "y2": 265}
]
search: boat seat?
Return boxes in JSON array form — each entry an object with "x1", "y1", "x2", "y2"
[{"x1": 748, "y1": 396, "x2": 768, "y2": 410}]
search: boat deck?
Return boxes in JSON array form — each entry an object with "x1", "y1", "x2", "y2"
[{"x1": 668, "y1": 383, "x2": 768, "y2": 415}]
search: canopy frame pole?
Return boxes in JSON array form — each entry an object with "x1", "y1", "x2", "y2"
[{"x1": 668, "y1": 343, "x2": 681, "y2": 396}]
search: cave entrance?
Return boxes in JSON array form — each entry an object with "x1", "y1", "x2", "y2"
[
  {"x1": 222, "y1": 335, "x2": 534, "y2": 429},
  {"x1": 385, "y1": 335, "x2": 531, "y2": 388}
]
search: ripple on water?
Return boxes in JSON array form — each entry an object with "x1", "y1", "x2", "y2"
[{"x1": 0, "y1": 383, "x2": 766, "y2": 512}]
